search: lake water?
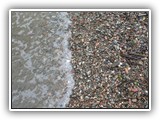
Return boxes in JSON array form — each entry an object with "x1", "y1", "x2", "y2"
[{"x1": 11, "y1": 11, "x2": 74, "y2": 108}]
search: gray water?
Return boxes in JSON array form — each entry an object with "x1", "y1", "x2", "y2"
[{"x1": 11, "y1": 11, "x2": 74, "y2": 108}]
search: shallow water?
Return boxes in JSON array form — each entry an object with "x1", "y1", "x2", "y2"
[{"x1": 11, "y1": 11, "x2": 74, "y2": 108}]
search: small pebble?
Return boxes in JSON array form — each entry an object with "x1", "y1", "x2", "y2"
[{"x1": 132, "y1": 99, "x2": 137, "y2": 102}]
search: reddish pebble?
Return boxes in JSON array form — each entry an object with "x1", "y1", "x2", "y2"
[{"x1": 131, "y1": 88, "x2": 138, "y2": 92}]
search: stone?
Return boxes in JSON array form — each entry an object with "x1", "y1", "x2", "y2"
[{"x1": 132, "y1": 99, "x2": 137, "y2": 102}]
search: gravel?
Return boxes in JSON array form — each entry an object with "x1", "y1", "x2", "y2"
[{"x1": 67, "y1": 11, "x2": 149, "y2": 108}]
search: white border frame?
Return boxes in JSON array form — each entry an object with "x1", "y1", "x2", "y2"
[{"x1": 9, "y1": 9, "x2": 151, "y2": 111}]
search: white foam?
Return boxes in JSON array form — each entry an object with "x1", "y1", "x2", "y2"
[
  {"x1": 12, "y1": 12, "x2": 74, "y2": 108},
  {"x1": 17, "y1": 30, "x2": 25, "y2": 35}
]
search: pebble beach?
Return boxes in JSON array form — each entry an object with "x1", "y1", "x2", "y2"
[{"x1": 67, "y1": 11, "x2": 149, "y2": 108}]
